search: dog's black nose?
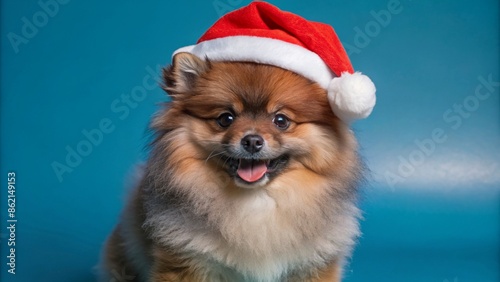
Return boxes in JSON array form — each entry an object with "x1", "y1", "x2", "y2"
[{"x1": 241, "y1": 135, "x2": 264, "y2": 153}]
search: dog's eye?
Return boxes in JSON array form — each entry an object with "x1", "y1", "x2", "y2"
[
  {"x1": 273, "y1": 114, "x2": 290, "y2": 130},
  {"x1": 216, "y1": 113, "x2": 234, "y2": 128}
]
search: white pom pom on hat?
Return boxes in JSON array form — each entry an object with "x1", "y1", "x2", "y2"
[
  {"x1": 173, "y1": 2, "x2": 376, "y2": 122},
  {"x1": 328, "y1": 72, "x2": 376, "y2": 122}
]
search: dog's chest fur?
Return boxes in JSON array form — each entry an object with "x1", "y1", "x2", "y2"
[{"x1": 142, "y1": 178, "x2": 360, "y2": 282}]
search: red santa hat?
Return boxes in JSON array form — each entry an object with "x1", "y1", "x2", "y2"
[{"x1": 174, "y1": 1, "x2": 376, "y2": 122}]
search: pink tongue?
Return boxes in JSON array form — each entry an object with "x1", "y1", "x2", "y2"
[{"x1": 237, "y1": 159, "x2": 268, "y2": 183}]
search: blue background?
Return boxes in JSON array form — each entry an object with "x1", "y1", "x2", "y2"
[{"x1": 1, "y1": 0, "x2": 499, "y2": 281}]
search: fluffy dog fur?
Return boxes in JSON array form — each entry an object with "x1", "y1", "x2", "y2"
[{"x1": 100, "y1": 53, "x2": 363, "y2": 282}]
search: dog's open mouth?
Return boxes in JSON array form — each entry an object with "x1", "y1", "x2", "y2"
[{"x1": 226, "y1": 155, "x2": 289, "y2": 184}]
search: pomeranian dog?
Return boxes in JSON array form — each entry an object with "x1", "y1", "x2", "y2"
[
  {"x1": 101, "y1": 2, "x2": 376, "y2": 281},
  {"x1": 101, "y1": 53, "x2": 362, "y2": 281}
]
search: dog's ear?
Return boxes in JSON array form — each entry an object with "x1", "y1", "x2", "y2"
[{"x1": 162, "y1": 52, "x2": 210, "y2": 97}]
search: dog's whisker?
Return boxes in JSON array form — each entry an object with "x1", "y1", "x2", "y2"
[
  {"x1": 205, "y1": 149, "x2": 217, "y2": 164},
  {"x1": 205, "y1": 150, "x2": 226, "y2": 164},
  {"x1": 205, "y1": 150, "x2": 224, "y2": 163}
]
